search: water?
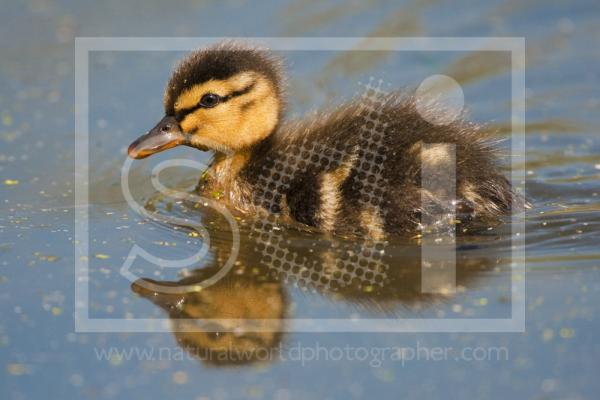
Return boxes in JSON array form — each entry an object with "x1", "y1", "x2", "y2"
[{"x1": 1, "y1": 0, "x2": 600, "y2": 399}]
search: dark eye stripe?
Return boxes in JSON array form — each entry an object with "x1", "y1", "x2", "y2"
[
  {"x1": 221, "y1": 81, "x2": 256, "y2": 101},
  {"x1": 175, "y1": 81, "x2": 256, "y2": 122}
]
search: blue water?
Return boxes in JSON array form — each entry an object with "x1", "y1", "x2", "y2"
[{"x1": 1, "y1": 0, "x2": 600, "y2": 399}]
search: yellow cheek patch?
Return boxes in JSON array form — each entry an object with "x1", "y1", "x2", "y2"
[
  {"x1": 180, "y1": 105, "x2": 242, "y2": 133},
  {"x1": 179, "y1": 110, "x2": 203, "y2": 133},
  {"x1": 177, "y1": 74, "x2": 280, "y2": 152},
  {"x1": 173, "y1": 72, "x2": 257, "y2": 112}
]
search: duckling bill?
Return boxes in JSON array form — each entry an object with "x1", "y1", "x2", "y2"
[
  {"x1": 128, "y1": 41, "x2": 516, "y2": 238},
  {"x1": 128, "y1": 116, "x2": 192, "y2": 158}
]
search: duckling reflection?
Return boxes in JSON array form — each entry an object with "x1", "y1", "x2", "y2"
[
  {"x1": 291, "y1": 243, "x2": 500, "y2": 312},
  {"x1": 132, "y1": 237, "x2": 501, "y2": 367},
  {"x1": 132, "y1": 264, "x2": 286, "y2": 367}
]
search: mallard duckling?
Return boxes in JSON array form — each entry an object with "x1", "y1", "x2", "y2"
[{"x1": 128, "y1": 42, "x2": 515, "y2": 238}]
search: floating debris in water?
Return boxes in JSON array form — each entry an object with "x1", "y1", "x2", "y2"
[
  {"x1": 373, "y1": 368, "x2": 395, "y2": 383},
  {"x1": 6, "y1": 364, "x2": 27, "y2": 375},
  {"x1": 95, "y1": 253, "x2": 110, "y2": 260},
  {"x1": 153, "y1": 241, "x2": 177, "y2": 247},
  {"x1": 69, "y1": 374, "x2": 84, "y2": 387},
  {"x1": 2, "y1": 114, "x2": 13, "y2": 126},
  {"x1": 3, "y1": 179, "x2": 18, "y2": 186},
  {"x1": 172, "y1": 371, "x2": 188, "y2": 385},
  {"x1": 542, "y1": 328, "x2": 554, "y2": 342},
  {"x1": 559, "y1": 327, "x2": 575, "y2": 339},
  {"x1": 33, "y1": 252, "x2": 59, "y2": 262},
  {"x1": 109, "y1": 354, "x2": 123, "y2": 366}
]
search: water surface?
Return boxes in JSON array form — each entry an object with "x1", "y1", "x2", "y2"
[{"x1": 1, "y1": 0, "x2": 599, "y2": 399}]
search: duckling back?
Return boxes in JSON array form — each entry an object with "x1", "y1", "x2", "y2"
[{"x1": 238, "y1": 92, "x2": 514, "y2": 238}]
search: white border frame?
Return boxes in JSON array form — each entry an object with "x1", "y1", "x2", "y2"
[{"x1": 75, "y1": 37, "x2": 525, "y2": 333}]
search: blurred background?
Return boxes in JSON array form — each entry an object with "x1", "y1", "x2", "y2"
[{"x1": 1, "y1": 0, "x2": 600, "y2": 399}]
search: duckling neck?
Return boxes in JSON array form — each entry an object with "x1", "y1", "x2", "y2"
[
  {"x1": 204, "y1": 129, "x2": 277, "y2": 186},
  {"x1": 200, "y1": 132, "x2": 278, "y2": 209},
  {"x1": 209, "y1": 151, "x2": 251, "y2": 188},
  {"x1": 198, "y1": 150, "x2": 256, "y2": 211}
]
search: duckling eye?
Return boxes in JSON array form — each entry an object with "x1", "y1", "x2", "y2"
[{"x1": 199, "y1": 93, "x2": 221, "y2": 108}]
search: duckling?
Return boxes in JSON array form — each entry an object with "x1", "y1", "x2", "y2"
[{"x1": 128, "y1": 41, "x2": 515, "y2": 238}]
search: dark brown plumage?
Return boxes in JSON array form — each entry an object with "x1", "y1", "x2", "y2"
[{"x1": 236, "y1": 97, "x2": 514, "y2": 236}]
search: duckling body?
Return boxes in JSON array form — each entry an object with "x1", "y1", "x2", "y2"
[{"x1": 129, "y1": 42, "x2": 515, "y2": 238}]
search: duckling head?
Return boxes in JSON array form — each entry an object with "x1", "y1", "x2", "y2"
[{"x1": 128, "y1": 42, "x2": 284, "y2": 158}]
